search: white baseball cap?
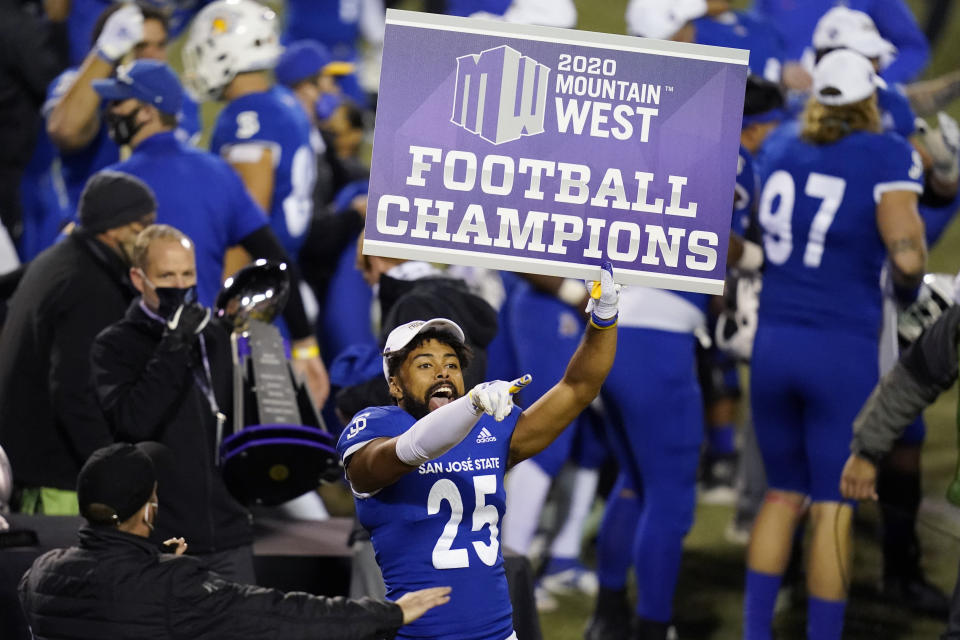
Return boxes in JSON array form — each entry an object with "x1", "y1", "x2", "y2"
[
  {"x1": 813, "y1": 7, "x2": 897, "y2": 62},
  {"x1": 382, "y1": 318, "x2": 467, "y2": 380},
  {"x1": 813, "y1": 49, "x2": 887, "y2": 106},
  {"x1": 626, "y1": 0, "x2": 707, "y2": 40}
]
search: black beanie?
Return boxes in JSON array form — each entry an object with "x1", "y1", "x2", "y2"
[
  {"x1": 77, "y1": 443, "x2": 156, "y2": 525},
  {"x1": 78, "y1": 170, "x2": 157, "y2": 234}
]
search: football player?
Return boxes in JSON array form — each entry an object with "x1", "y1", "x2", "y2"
[
  {"x1": 46, "y1": 2, "x2": 200, "y2": 221},
  {"x1": 692, "y1": 0, "x2": 786, "y2": 84},
  {"x1": 336, "y1": 264, "x2": 619, "y2": 640},
  {"x1": 752, "y1": 0, "x2": 929, "y2": 85},
  {"x1": 183, "y1": 0, "x2": 317, "y2": 260},
  {"x1": 809, "y1": 9, "x2": 957, "y2": 614},
  {"x1": 743, "y1": 50, "x2": 926, "y2": 640}
]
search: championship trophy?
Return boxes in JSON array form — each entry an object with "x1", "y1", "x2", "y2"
[{"x1": 215, "y1": 260, "x2": 341, "y2": 506}]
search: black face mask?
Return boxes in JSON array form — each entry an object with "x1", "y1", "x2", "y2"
[
  {"x1": 106, "y1": 106, "x2": 144, "y2": 146},
  {"x1": 155, "y1": 285, "x2": 198, "y2": 320}
]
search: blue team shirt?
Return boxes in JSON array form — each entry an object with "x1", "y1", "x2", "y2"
[
  {"x1": 877, "y1": 85, "x2": 916, "y2": 138},
  {"x1": 694, "y1": 11, "x2": 785, "y2": 81},
  {"x1": 734, "y1": 145, "x2": 758, "y2": 238},
  {"x1": 282, "y1": 0, "x2": 363, "y2": 60},
  {"x1": 443, "y1": 0, "x2": 512, "y2": 17},
  {"x1": 753, "y1": 0, "x2": 929, "y2": 84},
  {"x1": 46, "y1": 69, "x2": 119, "y2": 216},
  {"x1": 45, "y1": 68, "x2": 201, "y2": 217},
  {"x1": 757, "y1": 128, "x2": 923, "y2": 335},
  {"x1": 211, "y1": 86, "x2": 316, "y2": 258},
  {"x1": 338, "y1": 405, "x2": 519, "y2": 640},
  {"x1": 106, "y1": 131, "x2": 268, "y2": 306}
]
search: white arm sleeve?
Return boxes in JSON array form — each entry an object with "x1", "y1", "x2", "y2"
[{"x1": 394, "y1": 395, "x2": 482, "y2": 466}]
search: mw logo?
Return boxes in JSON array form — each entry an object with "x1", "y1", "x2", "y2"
[{"x1": 451, "y1": 45, "x2": 550, "y2": 145}]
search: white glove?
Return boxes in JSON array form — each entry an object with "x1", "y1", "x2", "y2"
[
  {"x1": 468, "y1": 375, "x2": 531, "y2": 422},
  {"x1": 915, "y1": 112, "x2": 960, "y2": 183},
  {"x1": 585, "y1": 261, "x2": 621, "y2": 325},
  {"x1": 96, "y1": 4, "x2": 144, "y2": 63},
  {"x1": 715, "y1": 275, "x2": 761, "y2": 361}
]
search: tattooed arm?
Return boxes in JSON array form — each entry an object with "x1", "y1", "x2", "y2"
[{"x1": 876, "y1": 190, "x2": 927, "y2": 291}]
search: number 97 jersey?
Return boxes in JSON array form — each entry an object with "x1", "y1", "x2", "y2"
[
  {"x1": 757, "y1": 128, "x2": 924, "y2": 335},
  {"x1": 338, "y1": 405, "x2": 520, "y2": 640}
]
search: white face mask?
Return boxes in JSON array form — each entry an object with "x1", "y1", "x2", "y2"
[{"x1": 144, "y1": 501, "x2": 159, "y2": 531}]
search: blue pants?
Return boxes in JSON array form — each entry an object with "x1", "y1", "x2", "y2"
[
  {"x1": 508, "y1": 288, "x2": 585, "y2": 477},
  {"x1": 751, "y1": 323, "x2": 878, "y2": 502},
  {"x1": 599, "y1": 328, "x2": 703, "y2": 622}
]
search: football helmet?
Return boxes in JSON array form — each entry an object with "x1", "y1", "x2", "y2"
[
  {"x1": 898, "y1": 272, "x2": 957, "y2": 348},
  {"x1": 182, "y1": 0, "x2": 281, "y2": 101}
]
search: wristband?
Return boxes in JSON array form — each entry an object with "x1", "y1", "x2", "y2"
[
  {"x1": 292, "y1": 345, "x2": 320, "y2": 360},
  {"x1": 589, "y1": 312, "x2": 618, "y2": 330}
]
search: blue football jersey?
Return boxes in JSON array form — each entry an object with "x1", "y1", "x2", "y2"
[
  {"x1": 211, "y1": 86, "x2": 316, "y2": 258},
  {"x1": 734, "y1": 145, "x2": 758, "y2": 238},
  {"x1": 877, "y1": 85, "x2": 916, "y2": 138},
  {"x1": 753, "y1": 0, "x2": 929, "y2": 84},
  {"x1": 757, "y1": 128, "x2": 924, "y2": 335},
  {"x1": 46, "y1": 68, "x2": 120, "y2": 217},
  {"x1": 107, "y1": 131, "x2": 268, "y2": 306},
  {"x1": 694, "y1": 11, "x2": 785, "y2": 82},
  {"x1": 282, "y1": 0, "x2": 362, "y2": 61},
  {"x1": 338, "y1": 405, "x2": 519, "y2": 640}
]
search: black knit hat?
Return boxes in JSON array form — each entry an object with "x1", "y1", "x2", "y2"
[
  {"x1": 78, "y1": 170, "x2": 157, "y2": 234},
  {"x1": 77, "y1": 443, "x2": 156, "y2": 525}
]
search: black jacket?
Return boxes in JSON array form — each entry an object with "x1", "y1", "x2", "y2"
[
  {"x1": 18, "y1": 525, "x2": 403, "y2": 640},
  {"x1": 335, "y1": 273, "x2": 499, "y2": 420},
  {"x1": 90, "y1": 302, "x2": 252, "y2": 553},
  {"x1": 0, "y1": 231, "x2": 134, "y2": 490},
  {"x1": 0, "y1": 0, "x2": 62, "y2": 236}
]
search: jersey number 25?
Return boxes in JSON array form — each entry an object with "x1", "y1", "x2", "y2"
[{"x1": 427, "y1": 475, "x2": 500, "y2": 569}]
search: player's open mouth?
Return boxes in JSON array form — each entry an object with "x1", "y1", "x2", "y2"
[{"x1": 428, "y1": 384, "x2": 456, "y2": 411}]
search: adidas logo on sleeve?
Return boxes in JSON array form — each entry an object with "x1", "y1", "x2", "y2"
[{"x1": 476, "y1": 427, "x2": 497, "y2": 443}]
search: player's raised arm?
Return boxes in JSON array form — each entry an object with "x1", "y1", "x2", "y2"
[{"x1": 507, "y1": 263, "x2": 619, "y2": 467}]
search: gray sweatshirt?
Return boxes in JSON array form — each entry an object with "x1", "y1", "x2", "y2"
[{"x1": 852, "y1": 305, "x2": 960, "y2": 464}]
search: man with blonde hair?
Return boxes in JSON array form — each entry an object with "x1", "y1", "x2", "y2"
[{"x1": 91, "y1": 224, "x2": 254, "y2": 582}]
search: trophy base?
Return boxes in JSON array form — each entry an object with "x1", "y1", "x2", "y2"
[{"x1": 221, "y1": 425, "x2": 341, "y2": 506}]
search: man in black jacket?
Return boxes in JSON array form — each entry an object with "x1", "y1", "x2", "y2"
[
  {"x1": 91, "y1": 224, "x2": 258, "y2": 582},
  {"x1": 0, "y1": 170, "x2": 155, "y2": 516},
  {"x1": 18, "y1": 442, "x2": 450, "y2": 640}
]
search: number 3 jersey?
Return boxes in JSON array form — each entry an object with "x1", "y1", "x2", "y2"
[
  {"x1": 210, "y1": 86, "x2": 317, "y2": 257},
  {"x1": 757, "y1": 127, "x2": 923, "y2": 336},
  {"x1": 337, "y1": 405, "x2": 520, "y2": 640}
]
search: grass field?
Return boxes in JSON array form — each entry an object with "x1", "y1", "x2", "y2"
[{"x1": 537, "y1": 1, "x2": 960, "y2": 639}]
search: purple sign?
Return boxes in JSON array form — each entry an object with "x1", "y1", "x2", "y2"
[{"x1": 364, "y1": 10, "x2": 748, "y2": 295}]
